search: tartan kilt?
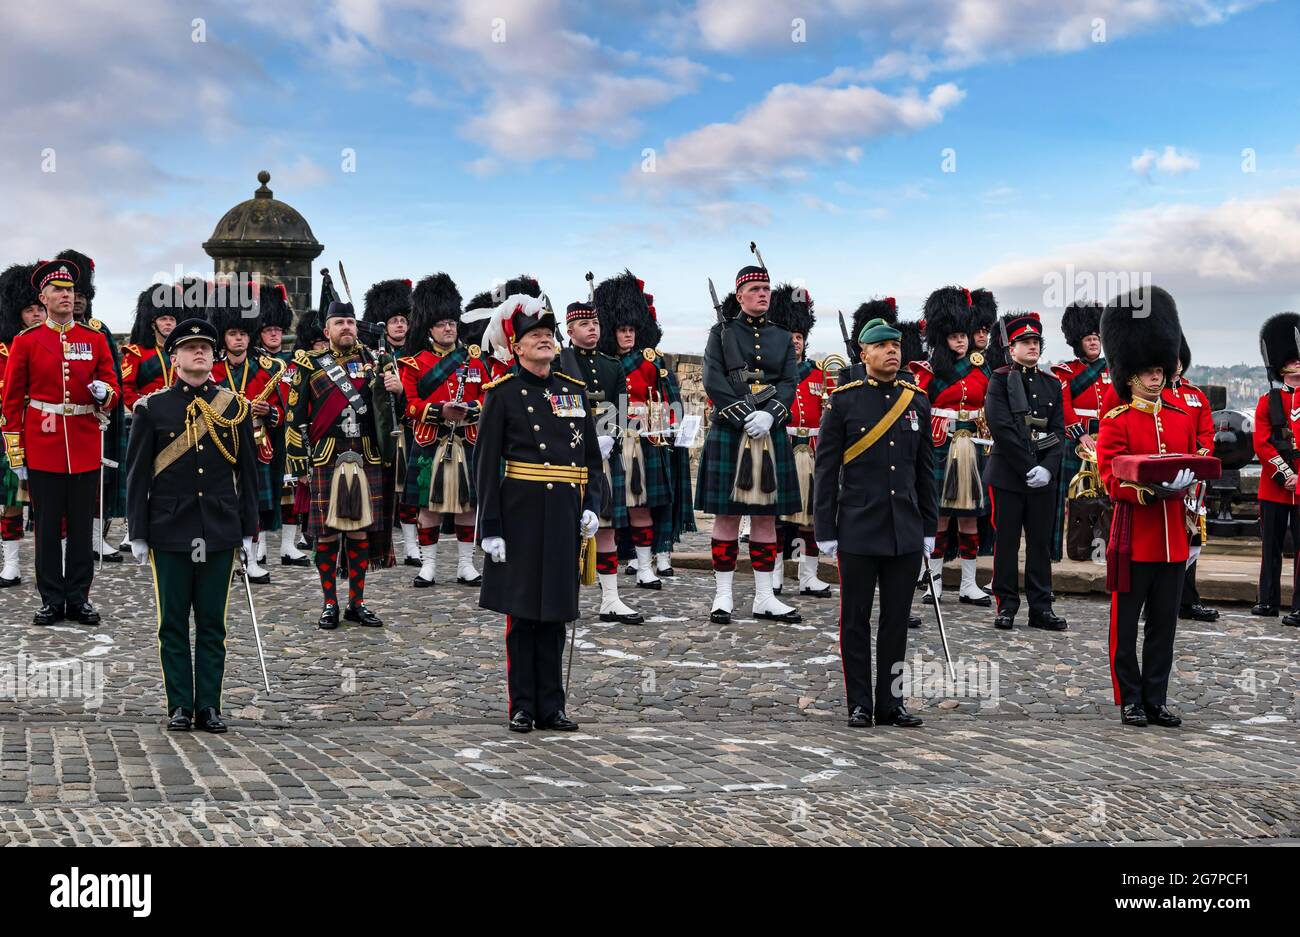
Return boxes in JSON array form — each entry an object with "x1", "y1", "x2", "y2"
[
  {"x1": 602, "y1": 447, "x2": 629, "y2": 529},
  {"x1": 401, "y1": 438, "x2": 478, "y2": 511},
  {"x1": 0, "y1": 451, "x2": 19, "y2": 508},
  {"x1": 111, "y1": 413, "x2": 130, "y2": 517},
  {"x1": 625, "y1": 436, "x2": 674, "y2": 509},
  {"x1": 255, "y1": 458, "x2": 279, "y2": 520},
  {"x1": 304, "y1": 457, "x2": 387, "y2": 538},
  {"x1": 933, "y1": 420, "x2": 989, "y2": 518},
  {"x1": 1050, "y1": 446, "x2": 1082, "y2": 561},
  {"x1": 695, "y1": 419, "x2": 800, "y2": 516}
]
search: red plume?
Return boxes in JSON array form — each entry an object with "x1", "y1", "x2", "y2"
[
  {"x1": 886, "y1": 297, "x2": 896, "y2": 311},
  {"x1": 963, "y1": 288, "x2": 972, "y2": 307}
]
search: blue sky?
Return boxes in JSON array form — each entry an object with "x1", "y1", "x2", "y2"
[{"x1": 3, "y1": 0, "x2": 1298, "y2": 364}]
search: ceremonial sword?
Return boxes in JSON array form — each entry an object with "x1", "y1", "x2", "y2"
[
  {"x1": 922, "y1": 565, "x2": 956, "y2": 682},
  {"x1": 237, "y1": 547, "x2": 273, "y2": 693}
]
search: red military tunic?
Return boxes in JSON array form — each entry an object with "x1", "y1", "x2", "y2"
[
  {"x1": 908, "y1": 358, "x2": 989, "y2": 447},
  {"x1": 120, "y1": 343, "x2": 174, "y2": 411},
  {"x1": 210, "y1": 355, "x2": 285, "y2": 464},
  {"x1": 1096, "y1": 395, "x2": 1197, "y2": 566},
  {"x1": 787, "y1": 360, "x2": 826, "y2": 441},
  {"x1": 1167, "y1": 379, "x2": 1213, "y2": 455},
  {"x1": 1253, "y1": 386, "x2": 1300, "y2": 505},
  {"x1": 398, "y1": 346, "x2": 492, "y2": 447},
  {"x1": 1052, "y1": 358, "x2": 1110, "y2": 441},
  {"x1": 1, "y1": 319, "x2": 119, "y2": 474}
]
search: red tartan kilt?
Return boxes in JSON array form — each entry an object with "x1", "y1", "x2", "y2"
[{"x1": 304, "y1": 457, "x2": 387, "y2": 538}]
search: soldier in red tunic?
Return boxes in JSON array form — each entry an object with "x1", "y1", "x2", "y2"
[
  {"x1": 767, "y1": 283, "x2": 832, "y2": 598},
  {"x1": 398, "y1": 273, "x2": 493, "y2": 588},
  {"x1": 2, "y1": 259, "x2": 120, "y2": 626},
  {"x1": 1251, "y1": 312, "x2": 1300, "y2": 626},
  {"x1": 121, "y1": 284, "x2": 178, "y2": 411},
  {"x1": 1096, "y1": 286, "x2": 1200, "y2": 727},
  {"x1": 1168, "y1": 334, "x2": 1218, "y2": 622},
  {"x1": 1050, "y1": 301, "x2": 1110, "y2": 560}
]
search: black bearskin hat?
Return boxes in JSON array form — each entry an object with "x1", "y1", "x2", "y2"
[
  {"x1": 851, "y1": 297, "x2": 898, "y2": 356},
  {"x1": 363, "y1": 279, "x2": 413, "y2": 323},
  {"x1": 1178, "y1": 332, "x2": 1191, "y2": 377},
  {"x1": 294, "y1": 308, "x2": 326, "y2": 352},
  {"x1": 922, "y1": 285, "x2": 973, "y2": 383},
  {"x1": 721, "y1": 291, "x2": 741, "y2": 321},
  {"x1": 460, "y1": 290, "x2": 496, "y2": 349},
  {"x1": 408, "y1": 272, "x2": 463, "y2": 355},
  {"x1": 128, "y1": 284, "x2": 171, "y2": 347},
  {"x1": 0, "y1": 263, "x2": 38, "y2": 344},
  {"x1": 502, "y1": 275, "x2": 541, "y2": 300},
  {"x1": 1259, "y1": 312, "x2": 1300, "y2": 383},
  {"x1": 1060, "y1": 301, "x2": 1103, "y2": 359},
  {"x1": 969, "y1": 288, "x2": 997, "y2": 335},
  {"x1": 898, "y1": 320, "x2": 925, "y2": 370},
  {"x1": 595, "y1": 270, "x2": 660, "y2": 356},
  {"x1": 257, "y1": 281, "x2": 294, "y2": 331},
  {"x1": 55, "y1": 249, "x2": 95, "y2": 308},
  {"x1": 1101, "y1": 286, "x2": 1182, "y2": 402},
  {"x1": 172, "y1": 276, "x2": 213, "y2": 319},
  {"x1": 209, "y1": 294, "x2": 259, "y2": 345},
  {"x1": 768, "y1": 283, "x2": 815, "y2": 338}
]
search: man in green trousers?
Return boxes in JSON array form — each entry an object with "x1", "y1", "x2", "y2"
[{"x1": 125, "y1": 310, "x2": 260, "y2": 732}]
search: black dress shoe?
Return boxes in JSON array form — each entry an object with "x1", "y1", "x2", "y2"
[
  {"x1": 167, "y1": 708, "x2": 192, "y2": 730},
  {"x1": 536, "y1": 711, "x2": 579, "y2": 731},
  {"x1": 194, "y1": 707, "x2": 228, "y2": 733},
  {"x1": 600, "y1": 610, "x2": 644, "y2": 624},
  {"x1": 1179, "y1": 604, "x2": 1219, "y2": 622},
  {"x1": 907, "y1": 615, "x2": 921, "y2": 629},
  {"x1": 0, "y1": 574, "x2": 20, "y2": 588},
  {"x1": 877, "y1": 706, "x2": 923, "y2": 727},
  {"x1": 755, "y1": 607, "x2": 802, "y2": 623},
  {"x1": 33, "y1": 604, "x2": 64, "y2": 626},
  {"x1": 1283, "y1": 611, "x2": 1300, "y2": 627},
  {"x1": 412, "y1": 574, "x2": 435, "y2": 588},
  {"x1": 456, "y1": 573, "x2": 483, "y2": 586},
  {"x1": 623, "y1": 564, "x2": 637, "y2": 576},
  {"x1": 772, "y1": 586, "x2": 782, "y2": 595},
  {"x1": 1251, "y1": 604, "x2": 1279, "y2": 617},
  {"x1": 403, "y1": 556, "x2": 423, "y2": 567},
  {"x1": 1028, "y1": 610, "x2": 1068, "y2": 631},
  {"x1": 994, "y1": 614, "x2": 1014, "y2": 630},
  {"x1": 318, "y1": 603, "x2": 340, "y2": 630},
  {"x1": 1148, "y1": 704, "x2": 1182, "y2": 728},
  {"x1": 280, "y1": 555, "x2": 311, "y2": 567},
  {"x1": 99, "y1": 551, "x2": 123, "y2": 563},
  {"x1": 847, "y1": 706, "x2": 872, "y2": 728},
  {"x1": 709, "y1": 608, "x2": 731, "y2": 624},
  {"x1": 922, "y1": 592, "x2": 938, "y2": 605},
  {"x1": 69, "y1": 602, "x2": 101, "y2": 625},
  {"x1": 959, "y1": 594, "x2": 992, "y2": 607},
  {"x1": 801, "y1": 585, "x2": 833, "y2": 598},
  {"x1": 657, "y1": 567, "x2": 675, "y2": 578},
  {"x1": 1121, "y1": 704, "x2": 1148, "y2": 726},
  {"x1": 238, "y1": 569, "x2": 271, "y2": 584},
  {"x1": 344, "y1": 603, "x2": 383, "y2": 627},
  {"x1": 635, "y1": 578, "x2": 662, "y2": 591},
  {"x1": 509, "y1": 711, "x2": 533, "y2": 733}
]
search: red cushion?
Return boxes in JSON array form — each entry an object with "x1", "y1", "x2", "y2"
[{"x1": 1110, "y1": 454, "x2": 1222, "y2": 484}]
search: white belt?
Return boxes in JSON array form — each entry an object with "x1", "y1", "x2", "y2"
[
  {"x1": 933, "y1": 407, "x2": 983, "y2": 421},
  {"x1": 29, "y1": 400, "x2": 94, "y2": 416},
  {"x1": 787, "y1": 427, "x2": 819, "y2": 438},
  {"x1": 1074, "y1": 408, "x2": 1099, "y2": 418}
]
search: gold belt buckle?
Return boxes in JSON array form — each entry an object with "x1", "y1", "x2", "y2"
[
  {"x1": 796, "y1": 427, "x2": 809, "y2": 437},
  {"x1": 64, "y1": 404, "x2": 74, "y2": 415}
]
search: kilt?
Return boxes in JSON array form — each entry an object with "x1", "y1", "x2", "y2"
[
  {"x1": 402, "y1": 437, "x2": 478, "y2": 511},
  {"x1": 933, "y1": 419, "x2": 989, "y2": 518},
  {"x1": 255, "y1": 458, "x2": 279, "y2": 519},
  {"x1": 0, "y1": 453, "x2": 18, "y2": 508},
  {"x1": 1051, "y1": 445, "x2": 1083, "y2": 561},
  {"x1": 695, "y1": 418, "x2": 800, "y2": 517},
  {"x1": 304, "y1": 456, "x2": 387, "y2": 538},
  {"x1": 112, "y1": 413, "x2": 130, "y2": 517},
  {"x1": 624, "y1": 436, "x2": 675, "y2": 509},
  {"x1": 602, "y1": 446, "x2": 629, "y2": 530}
]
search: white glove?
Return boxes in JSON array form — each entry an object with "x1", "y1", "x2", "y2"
[
  {"x1": 1186, "y1": 544, "x2": 1202, "y2": 568},
  {"x1": 241, "y1": 536, "x2": 254, "y2": 561},
  {"x1": 744, "y1": 409, "x2": 774, "y2": 438},
  {"x1": 598, "y1": 435, "x2": 615, "y2": 461},
  {"x1": 1025, "y1": 466, "x2": 1051, "y2": 488},
  {"x1": 130, "y1": 540, "x2": 149, "y2": 565},
  {"x1": 88, "y1": 380, "x2": 111, "y2": 403},
  {"x1": 580, "y1": 510, "x2": 599, "y2": 539},
  {"x1": 923, "y1": 536, "x2": 935, "y2": 556},
  {"x1": 14, "y1": 466, "x2": 27, "y2": 482},
  {"x1": 482, "y1": 536, "x2": 507, "y2": 563},
  {"x1": 1160, "y1": 468, "x2": 1196, "y2": 493},
  {"x1": 816, "y1": 540, "x2": 838, "y2": 558}
]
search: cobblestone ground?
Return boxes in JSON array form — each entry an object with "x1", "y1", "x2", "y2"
[{"x1": 1, "y1": 535, "x2": 1297, "y2": 845}]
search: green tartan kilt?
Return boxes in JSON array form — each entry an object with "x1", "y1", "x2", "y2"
[
  {"x1": 1050, "y1": 446, "x2": 1081, "y2": 561},
  {"x1": 0, "y1": 451, "x2": 19, "y2": 508},
  {"x1": 112, "y1": 413, "x2": 130, "y2": 517},
  {"x1": 695, "y1": 418, "x2": 800, "y2": 516},
  {"x1": 932, "y1": 420, "x2": 989, "y2": 518},
  {"x1": 602, "y1": 447, "x2": 629, "y2": 529},
  {"x1": 624, "y1": 436, "x2": 674, "y2": 509},
  {"x1": 255, "y1": 458, "x2": 278, "y2": 518},
  {"x1": 401, "y1": 438, "x2": 478, "y2": 510}
]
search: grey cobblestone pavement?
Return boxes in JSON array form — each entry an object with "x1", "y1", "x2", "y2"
[{"x1": 1, "y1": 538, "x2": 1297, "y2": 845}]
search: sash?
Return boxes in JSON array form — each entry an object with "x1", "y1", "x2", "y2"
[
  {"x1": 928, "y1": 356, "x2": 973, "y2": 401},
  {"x1": 843, "y1": 388, "x2": 914, "y2": 465},
  {"x1": 416, "y1": 346, "x2": 469, "y2": 399},
  {"x1": 1069, "y1": 357, "x2": 1107, "y2": 400},
  {"x1": 135, "y1": 350, "x2": 164, "y2": 389},
  {"x1": 796, "y1": 359, "x2": 814, "y2": 383},
  {"x1": 152, "y1": 388, "x2": 238, "y2": 477},
  {"x1": 309, "y1": 353, "x2": 368, "y2": 444}
]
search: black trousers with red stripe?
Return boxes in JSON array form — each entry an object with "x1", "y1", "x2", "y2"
[
  {"x1": 990, "y1": 486, "x2": 1055, "y2": 617},
  {"x1": 837, "y1": 550, "x2": 921, "y2": 717},
  {"x1": 505, "y1": 617, "x2": 566, "y2": 721},
  {"x1": 1257, "y1": 500, "x2": 1300, "y2": 611},
  {"x1": 1110, "y1": 560, "x2": 1184, "y2": 709}
]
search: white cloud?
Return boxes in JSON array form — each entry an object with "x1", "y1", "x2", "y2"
[
  {"x1": 1132, "y1": 145, "x2": 1200, "y2": 177},
  {"x1": 633, "y1": 82, "x2": 964, "y2": 194}
]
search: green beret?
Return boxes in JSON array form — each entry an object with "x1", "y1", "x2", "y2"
[{"x1": 858, "y1": 317, "x2": 901, "y2": 346}]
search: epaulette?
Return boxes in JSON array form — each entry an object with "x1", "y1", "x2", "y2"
[
  {"x1": 831, "y1": 379, "x2": 863, "y2": 395},
  {"x1": 398, "y1": 355, "x2": 420, "y2": 369},
  {"x1": 483, "y1": 372, "x2": 516, "y2": 392},
  {"x1": 554, "y1": 371, "x2": 586, "y2": 387},
  {"x1": 121, "y1": 343, "x2": 139, "y2": 357},
  {"x1": 899, "y1": 380, "x2": 923, "y2": 394},
  {"x1": 1102, "y1": 404, "x2": 1129, "y2": 419},
  {"x1": 911, "y1": 360, "x2": 933, "y2": 373},
  {"x1": 18, "y1": 323, "x2": 40, "y2": 336},
  {"x1": 293, "y1": 348, "x2": 316, "y2": 368}
]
